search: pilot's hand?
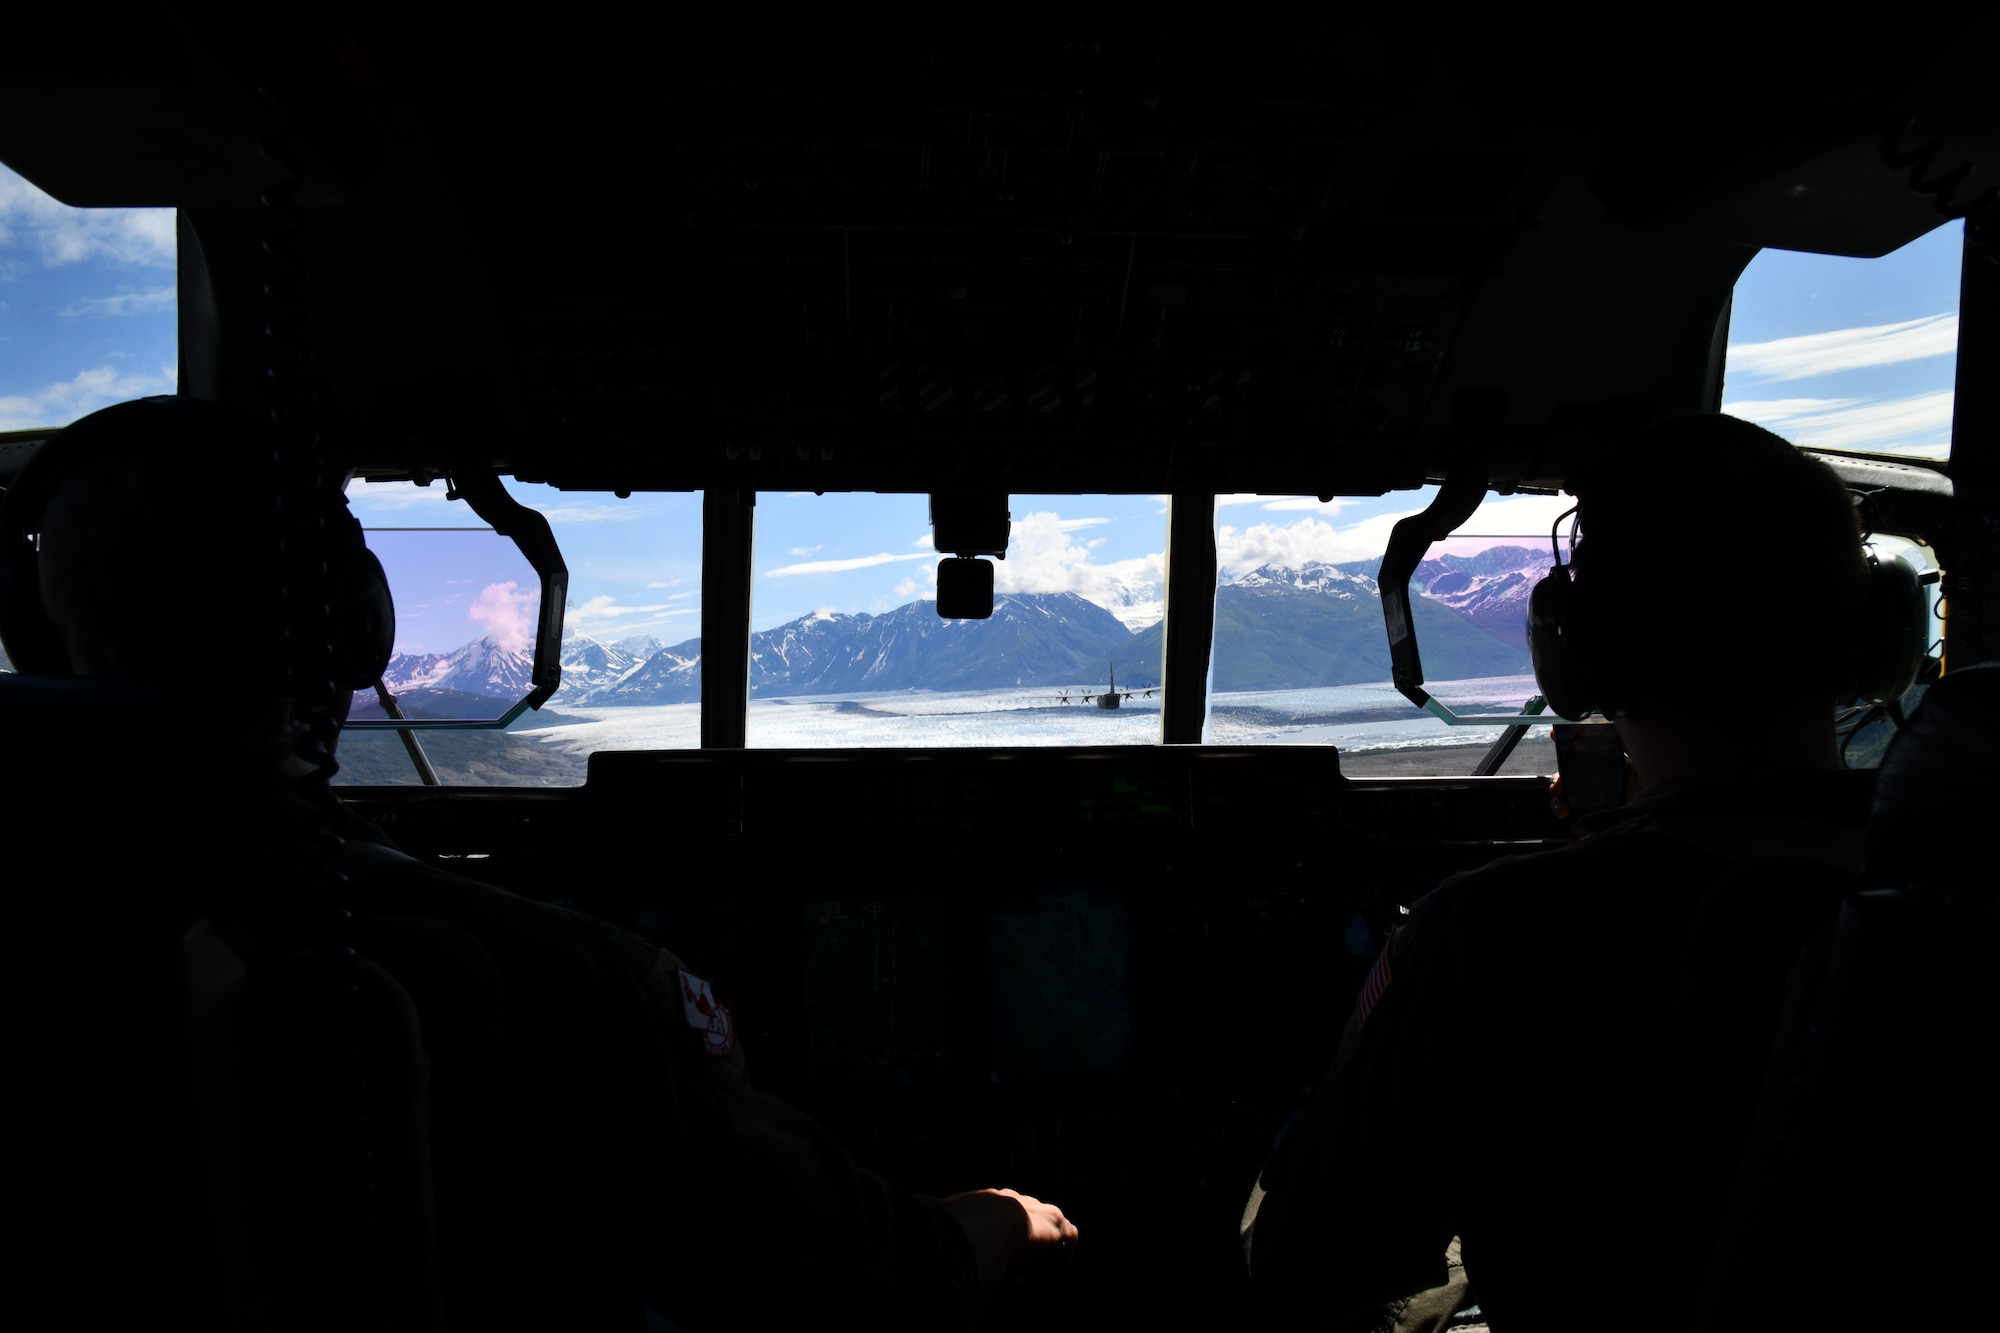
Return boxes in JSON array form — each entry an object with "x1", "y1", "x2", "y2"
[{"x1": 942, "y1": 1187, "x2": 1078, "y2": 1302}]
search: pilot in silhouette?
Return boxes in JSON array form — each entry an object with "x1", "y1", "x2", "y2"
[
  {"x1": 1239, "y1": 414, "x2": 1880, "y2": 1333},
  {"x1": 3, "y1": 396, "x2": 1076, "y2": 1329}
]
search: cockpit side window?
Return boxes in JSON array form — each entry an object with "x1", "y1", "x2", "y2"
[
  {"x1": 0, "y1": 163, "x2": 177, "y2": 433},
  {"x1": 1723, "y1": 220, "x2": 1961, "y2": 462},
  {"x1": 1209, "y1": 491, "x2": 1571, "y2": 776},
  {"x1": 337, "y1": 480, "x2": 702, "y2": 786}
]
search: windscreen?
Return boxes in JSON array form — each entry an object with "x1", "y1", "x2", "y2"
[{"x1": 741, "y1": 491, "x2": 1167, "y2": 747}]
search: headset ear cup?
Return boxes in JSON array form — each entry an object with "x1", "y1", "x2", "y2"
[
  {"x1": 1850, "y1": 548, "x2": 1928, "y2": 705},
  {"x1": 1528, "y1": 566, "x2": 1593, "y2": 721},
  {"x1": 327, "y1": 543, "x2": 396, "y2": 694}
]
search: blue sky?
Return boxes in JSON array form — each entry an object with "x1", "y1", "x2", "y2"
[
  {"x1": 1722, "y1": 221, "x2": 1961, "y2": 457},
  {"x1": 0, "y1": 161, "x2": 1964, "y2": 659},
  {"x1": 0, "y1": 166, "x2": 178, "y2": 429}
]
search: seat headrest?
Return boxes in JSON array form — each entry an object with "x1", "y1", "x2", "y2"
[{"x1": 1868, "y1": 662, "x2": 2000, "y2": 884}]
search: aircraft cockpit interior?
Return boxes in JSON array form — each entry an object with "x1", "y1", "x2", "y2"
[{"x1": 2, "y1": 15, "x2": 1995, "y2": 1330}]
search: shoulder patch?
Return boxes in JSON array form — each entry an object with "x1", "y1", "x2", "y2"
[
  {"x1": 676, "y1": 967, "x2": 737, "y2": 1058},
  {"x1": 1355, "y1": 945, "x2": 1393, "y2": 1029}
]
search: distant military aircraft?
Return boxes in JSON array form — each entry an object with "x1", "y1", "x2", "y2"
[{"x1": 1057, "y1": 663, "x2": 1159, "y2": 711}]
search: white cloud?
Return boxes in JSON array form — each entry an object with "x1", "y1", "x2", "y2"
[
  {"x1": 1451, "y1": 492, "x2": 1580, "y2": 539},
  {"x1": 0, "y1": 166, "x2": 175, "y2": 269},
  {"x1": 1721, "y1": 397, "x2": 1857, "y2": 426},
  {"x1": 992, "y1": 510, "x2": 1165, "y2": 629},
  {"x1": 468, "y1": 580, "x2": 540, "y2": 655},
  {"x1": 566, "y1": 594, "x2": 690, "y2": 636},
  {"x1": 765, "y1": 550, "x2": 935, "y2": 577},
  {"x1": 668, "y1": 591, "x2": 697, "y2": 600},
  {"x1": 1722, "y1": 390, "x2": 1955, "y2": 454},
  {"x1": 643, "y1": 579, "x2": 683, "y2": 589},
  {"x1": 1213, "y1": 492, "x2": 1578, "y2": 579},
  {"x1": 58, "y1": 285, "x2": 177, "y2": 319},
  {"x1": 788, "y1": 544, "x2": 823, "y2": 556},
  {"x1": 1217, "y1": 509, "x2": 1422, "y2": 578},
  {"x1": 912, "y1": 533, "x2": 935, "y2": 549},
  {"x1": 0, "y1": 363, "x2": 177, "y2": 431},
  {"x1": 1726, "y1": 313, "x2": 1957, "y2": 382}
]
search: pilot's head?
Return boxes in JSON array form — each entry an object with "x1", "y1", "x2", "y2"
[
  {"x1": 0, "y1": 396, "x2": 393, "y2": 709},
  {"x1": 1571, "y1": 412, "x2": 1865, "y2": 722}
]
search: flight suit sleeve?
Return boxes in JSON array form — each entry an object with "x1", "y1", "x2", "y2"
[
  {"x1": 632, "y1": 947, "x2": 982, "y2": 1332},
  {"x1": 1242, "y1": 889, "x2": 1467, "y2": 1320}
]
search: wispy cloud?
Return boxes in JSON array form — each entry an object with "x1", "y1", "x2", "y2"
[
  {"x1": 567, "y1": 594, "x2": 688, "y2": 633},
  {"x1": 765, "y1": 551, "x2": 935, "y2": 577},
  {"x1": 0, "y1": 165, "x2": 175, "y2": 269},
  {"x1": 643, "y1": 579, "x2": 683, "y2": 590},
  {"x1": 527, "y1": 500, "x2": 640, "y2": 523},
  {"x1": 789, "y1": 544, "x2": 823, "y2": 556},
  {"x1": 58, "y1": 286, "x2": 176, "y2": 319},
  {"x1": 1727, "y1": 313, "x2": 1958, "y2": 382},
  {"x1": 0, "y1": 363, "x2": 177, "y2": 431},
  {"x1": 1723, "y1": 391, "x2": 1955, "y2": 453}
]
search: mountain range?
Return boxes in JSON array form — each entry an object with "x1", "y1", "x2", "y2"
[
  {"x1": 1330, "y1": 544, "x2": 1551, "y2": 652},
  {"x1": 360, "y1": 548, "x2": 1541, "y2": 712}
]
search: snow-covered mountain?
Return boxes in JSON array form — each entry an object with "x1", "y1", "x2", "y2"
[
  {"x1": 1410, "y1": 545, "x2": 1547, "y2": 651},
  {"x1": 553, "y1": 591, "x2": 1150, "y2": 706},
  {"x1": 382, "y1": 636, "x2": 536, "y2": 699},
  {"x1": 559, "y1": 633, "x2": 646, "y2": 692},
  {"x1": 1232, "y1": 561, "x2": 1379, "y2": 599},
  {"x1": 374, "y1": 551, "x2": 1541, "y2": 710},
  {"x1": 609, "y1": 634, "x2": 665, "y2": 662}
]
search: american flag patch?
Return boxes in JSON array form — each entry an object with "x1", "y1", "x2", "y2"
[{"x1": 1355, "y1": 947, "x2": 1393, "y2": 1029}]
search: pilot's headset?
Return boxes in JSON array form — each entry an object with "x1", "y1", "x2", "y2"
[{"x1": 0, "y1": 396, "x2": 395, "y2": 695}]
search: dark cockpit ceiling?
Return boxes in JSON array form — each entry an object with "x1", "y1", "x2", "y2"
[{"x1": 2, "y1": 16, "x2": 1990, "y2": 497}]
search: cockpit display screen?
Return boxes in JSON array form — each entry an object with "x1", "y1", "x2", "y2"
[{"x1": 988, "y1": 889, "x2": 1131, "y2": 1080}]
